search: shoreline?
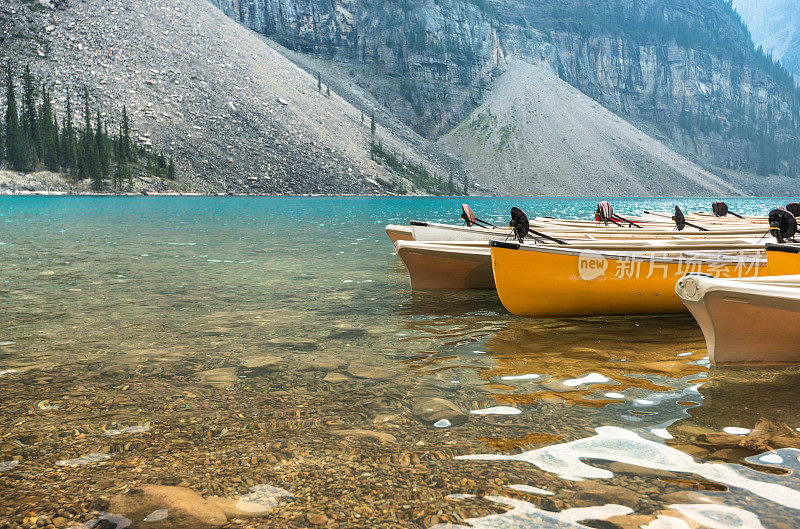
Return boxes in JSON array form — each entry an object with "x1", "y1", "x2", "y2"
[{"x1": 0, "y1": 191, "x2": 796, "y2": 198}]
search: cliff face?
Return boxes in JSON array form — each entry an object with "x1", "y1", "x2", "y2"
[
  {"x1": 210, "y1": 0, "x2": 800, "y2": 177},
  {"x1": 210, "y1": 0, "x2": 502, "y2": 138}
]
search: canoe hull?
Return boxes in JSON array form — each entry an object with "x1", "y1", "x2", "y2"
[
  {"x1": 677, "y1": 275, "x2": 800, "y2": 365},
  {"x1": 491, "y1": 245, "x2": 770, "y2": 317},
  {"x1": 396, "y1": 242, "x2": 494, "y2": 290},
  {"x1": 386, "y1": 224, "x2": 414, "y2": 243}
]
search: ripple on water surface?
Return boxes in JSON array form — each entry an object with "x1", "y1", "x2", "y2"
[{"x1": 457, "y1": 426, "x2": 800, "y2": 509}]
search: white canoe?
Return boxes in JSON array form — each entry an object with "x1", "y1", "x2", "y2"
[
  {"x1": 409, "y1": 220, "x2": 771, "y2": 243},
  {"x1": 385, "y1": 224, "x2": 414, "y2": 243},
  {"x1": 396, "y1": 241, "x2": 494, "y2": 290},
  {"x1": 676, "y1": 271, "x2": 800, "y2": 366}
]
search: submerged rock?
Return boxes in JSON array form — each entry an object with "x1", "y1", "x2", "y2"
[
  {"x1": 205, "y1": 497, "x2": 268, "y2": 517},
  {"x1": 568, "y1": 480, "x2": 641, "y2": 508},
  {"x1": 740, "y1": 418, "x2": 800, "y2": 452},
  {"x1": 108, "y1": 485, "x2": 227, "y2": 529},
  {"x1": 266, "y1": 337, "x2": 318, "y2": 351},
  {"x1": 691, "y1": 418, "x2": 800, "y2": 456},
  {"x1": 240, "y1": 355, "x2": 281, "y2": 370},
  {"x1": 207, "y1": 484, "x2": 292, "y2": 518},
  {"x1": 322, "y1": 372, "x2": 349, "y2": 384},
  {"x1": 238, "y1": 355, "x2": 282, "y2": 377},
  {"x1": 55, "y1": 453, "x2": 110, "y2": 467},
  {"x1": 330, "y1": 429, "x2": 397, "y2": 443},
  {"x1": 328, "y1": 327, "x2": 369, "y2": 339},
  {"x1": 300, "y1": 355, "x2": 346, "y2": 371},
  {"x1": 410, "y1": 397, "x2": 468, "y2": 427},
  {"x1": 306, "y1": 512, "x2": 328, "y2": 525},
  {"x1": 346, "y1": 362, "x2": 394, "y2": 380},
  {"x1": 197, "y1": 368, "x2": 238, "y2": 388}
]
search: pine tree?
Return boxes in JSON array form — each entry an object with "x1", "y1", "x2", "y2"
[
  {"x1": 52, "y1": 112, "x2": 60, "y2": 171},
  {"x1": 61, "y1": 90, "x2": 77, "y2": 175},
  {"x1": 96, "y1": 110, "x2": 109, "y2": 177},
  {"x1": 82, "y1": 88, "x2": 101, "y2": 188},
  {"x1": 317, "y1": 72, "x2": 321, "y2": 93},
  {"x1": 370, "y1": 111, "x2": 376, "y2": 136},
  {"x1": 4, "y1": 61, "x2": 28, "y2": 172},
  {"x1": 448, "y1": 166, "x2": 454, "y2": 194},
  {"x1": 21, "y1": 65, "x2": 42, "y2": 161},
  {"x1": 462, "y1": 172, "x2": 468, "y2": 195},
  {"x1": 114, "y1": 122, "x2": 122, "y2": 174},
  {"x1": 120, "y1": 105, "x2": 131, "y2": 162},
  {"x1": 326, "y1": 85, "x2": 331, "y2": 97},
  {"x1": 167, "y1": 157, "x2": 175, "y2": 180},
  {"x1": 114, "y1": 158, "x2": 129, "y2": 191},
  {"x1": 38, "y1": 84, "x2": 59, "y2": 172}
]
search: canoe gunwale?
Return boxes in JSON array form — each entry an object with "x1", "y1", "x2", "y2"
[{"x1": 489, "y1": 240, "x2": 768, "y2": 266}]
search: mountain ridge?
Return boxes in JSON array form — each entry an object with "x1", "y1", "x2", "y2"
[{"x1": 210, "y1": 0, "x2": 800, "y2": 180}]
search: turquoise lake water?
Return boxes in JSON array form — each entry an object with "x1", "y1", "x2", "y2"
[{"x1": 1, "y1": 196, "x2": 799, "y2": 528}]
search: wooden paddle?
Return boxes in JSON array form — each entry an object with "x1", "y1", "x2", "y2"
[{"x1": 643, "y1": 209, "x2": 710, "y2": 232}]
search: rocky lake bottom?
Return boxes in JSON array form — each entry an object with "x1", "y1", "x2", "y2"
[{"x1": 1, "y1": 196, "x2": 800, "y2": 529}]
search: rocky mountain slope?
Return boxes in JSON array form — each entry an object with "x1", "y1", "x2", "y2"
[
  {"x1": 733, "y1": 0, "x2": 800, "y2": 82},
  {"x1": 211, "y1": 0, "x2": 800, "y2": 180},
  {"x1": 0, "y1": 0, "x2": 456, "y2": 194},
  {"x1": 439, "y1": 60, "x2": 742, "y2": 196}
]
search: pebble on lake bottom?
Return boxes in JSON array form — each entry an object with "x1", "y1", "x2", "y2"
[
  {"x1": 103, "y1": 424, "x2": 151, "y2": 436},
  {"x1": 142, "y1": 509, "x2": 169, "y2": 522},
  {"x1": 0, "y1": 460, "x2": 19, "y2": 471},
  {"x1": 470, "y1": 406, "x2": 522, "y2": 415},
  {"x1": 55, "y1": 453, "x2": 111, "y2": 467},
  {"x1": 237, "y1": 484, "x2": 294, "y2": 510}
]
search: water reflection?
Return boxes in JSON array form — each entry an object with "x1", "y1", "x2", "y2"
[{"x1": 689, "y1": 368, "x2": 800, "y2": 428}]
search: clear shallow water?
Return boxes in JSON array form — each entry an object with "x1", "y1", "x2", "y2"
[{"x1": 1, "y1": 196, "x2": 799, "y2": 528}]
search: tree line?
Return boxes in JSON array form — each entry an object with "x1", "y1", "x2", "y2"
[{"x1": 1, "y1": 61, "x2": 174, "y2": 191}]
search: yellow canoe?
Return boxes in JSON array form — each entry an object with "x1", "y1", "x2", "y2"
[
  {"x1": 397, "y1": 238, "x2": 778, "y2": 291},
  {"x1": 490, "y1": 241, "x2": 800, "y2": 317}
]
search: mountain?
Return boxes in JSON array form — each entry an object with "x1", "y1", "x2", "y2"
[
  {"x1": 733, "y1": 0, "x2": 800, "y2": 82},
  {"x1": 210, "y1": 0, "x2": 800, "y2": 181},
  {"x1": 0, "y1": 0, "x2": 456, "y2": 194},
  {"x1": 4, "y1": 0, "x2": 800, "y2": 195},
  {"x1": 439, "y1": 59, "x2": 740, "y2": 196}
]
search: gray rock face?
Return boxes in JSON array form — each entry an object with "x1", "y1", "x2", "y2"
[
  {"x1": 210, "y1": 0, "x2": 499, "y2": 138},
  {"x1": 209, "y1": 0, "x2": 800, "y2": 176}
]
